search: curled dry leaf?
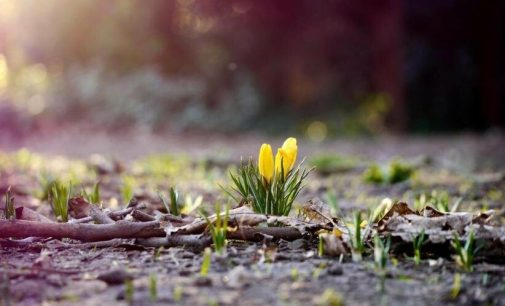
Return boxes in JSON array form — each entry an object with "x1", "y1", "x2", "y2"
[
  {"x1": 300, "y1": 198, "x2": 336, "y2": 225},
  {"x1": 319, "y1": 232, "x2": 348, "y2": 256}
]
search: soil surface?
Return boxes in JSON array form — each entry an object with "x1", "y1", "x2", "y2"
[{"x1": 1, "y1": 129, "x2": 505, "y2": 305}]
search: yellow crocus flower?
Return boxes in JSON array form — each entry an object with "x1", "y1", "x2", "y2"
[
  {"x1": 258, "y1": 143, "x2": 274, "y2": 183},
  {"x1": 275, "y1": 137, "x2": 298, "y2": 177}
]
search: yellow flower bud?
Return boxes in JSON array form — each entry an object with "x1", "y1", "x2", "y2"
[
  {"x1": 258, "y1": 143, "x2": 274, "y2": 183},
  {"x1": 275, "y1": 137, "x2": 298, "y2": 177}
]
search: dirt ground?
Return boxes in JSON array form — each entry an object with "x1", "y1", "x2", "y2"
[{"x1": 1, "y1": 129, "x2": 505, "y2": 305}]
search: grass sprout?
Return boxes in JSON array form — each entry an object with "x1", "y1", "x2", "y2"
[
  {"x1": 346, "y1": 211, "x2": 366, "y2": 262},
  {"x1": 202, "y1": 204, "x2": 229, "y2": 255},
  {"x1": 124, "y1": 279, "x2": 134, "y2": 303},
  {"x1": 159, "y1": 187, "x2": 181, "y2": 216},
  {"x1": 120, "y1": 175, "x2": 136, "y2": 204},
  {"x1": 50, "y1": 181, "x2": 72, "y2": 222},
  {"x1": 451, "y1": 273, "x2": 461, "y2": 299},
  {"x1": 181, "y1": 194, "x2": 203, "y2": 215},
  {"x1": 3, "y1": 186, "x2": 15, "y2": 220},
  {"x1": 324, "y1": 190, "x2": 340, "y2": 216},
  {"x1": 82, "y1": 182, "x2": 100, "y2": 205},
  {"x1": 149, "y1": 273, "x2": 157, "y2": 302},
  {"x1": 452, "y1": 229, "x2": 477, "y2": 272},
  {"x1": 371, "y1": 198, "x2": 393, "y2": 222},
  {"x1": 413, "y1": 230, "x2": 426, "y2": 266},
  {"x1": 200, "y1": 247, "x2": 212, "y2": 276},
  {"x1": 414, "y1": 190, "x2": 462, "y2": 213},
  {"x1": 318, "y1": 234, "x2": 325, "y2": 257},
  {"x1": 374, "y1": 235, "x2": 391, "y2": 271}
]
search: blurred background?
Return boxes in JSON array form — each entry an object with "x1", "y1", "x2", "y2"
[{"x1": 0, "y1": 0, "x2": 503, "y2": 140}]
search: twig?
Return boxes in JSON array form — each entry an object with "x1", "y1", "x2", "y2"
[
  {"x1": 69, "y1": 206, "x2": 140, "y2": 224},
  {"x1": 0, "y1": 220, "x2": 165, "y2": 242},
  {"x1": 89, "y1": 205, "x2": 115, "y2": 224},
  {"x1": 227, "y1": 226, "x2": 303, "y2": 241},
  {"x1": 132, "y1": 209, "x2": 156, "y2": 222},
  {"x1": 175, "y1": 212, "x2": 268, "y2": 235},
  {"x1": 137, "y1": 235, "x2": 212, "y2": 250}
]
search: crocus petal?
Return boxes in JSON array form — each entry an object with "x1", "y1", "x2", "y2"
[
  {"x1": 281, "y1": 137, "x2": 298, "y2": 174},
  {"x1": 258, "y1": 143, "x2": 274, "y2": 183}
]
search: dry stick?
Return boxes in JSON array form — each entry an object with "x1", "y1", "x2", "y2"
[
  {"x1": 15, "y1": 207, "x2": 53, "y2": 223},
  {"x1": 176, "y1": 212, "x2": 268, "y2": 235},
  {"x1": 69, "y1": 239, "x2": 133, "y2": 248},
  {"x1": 70, "y1": 205, "x2": 141, "y2": 224},
  {"x1": 89, "y1": 205, "x2": 115, "y2": 224},
  {"x1": 227, "y1": 226, "x2": 303, "y2": 241},
  {"x1": 131, "y1": 209, "x2": 156, "y2": 222},
  {"x1": 137, "y1": 235, "x2": 212, "y2": 250},
  {"x1": 0, "y1": 220, "x2": 165, "y2": 242}
]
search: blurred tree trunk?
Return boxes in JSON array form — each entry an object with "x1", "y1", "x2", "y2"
[
  {"x1": 370, "y1": 0, "x2": 406, "y2": 132},
  {"x1": 476, "y1": 0, "x2": 503, "y2": 127}
]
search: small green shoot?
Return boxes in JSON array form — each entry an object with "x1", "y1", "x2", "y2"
[
  {"x1": 347, "y1": 211, "x2": 366, "y2": 262},
  {"x1": 452, "y1": 230, "x2": 477, "y2": 272},
  {"x1": 125, "y1": 279, "x2": 134, "y2": 303},
  {"x1": 153, "y1": 246, "x2": 163, "y2": 261},
  {"x1": 4, "y1": 186, "x2": 15, "y2": 220},
  {"x1": 314, "y1": 288, "x2": 343, "y2": 306},
  {"x1": 181, "y1": 194, "x2": 203, "y2": 215},
  {"x1": 202, "y1": 204, "x2": 229, "y2": 255},
  {"x1": 374, "y1": 235, "x2": 391, "y2": 271},
  {"x1": 200, "y1": 247, "x2": 212, "y2": 276},
  {"x1": 158, "y1": 187, "x2": 181, "y2": 216},
  {"x1": 121, "y1": 176, "x2": 136, "y2": 204},
  {"x1": 173, "y1": 285, "x2": 182, "y2": 302},
  {"x1": 371, "y1": 198, "x2": 393, "y2": 222},
  {"x1": 413, "y1": 230, "x2": 426, "y2": 266},
  {"x1": 318, "y1": 234, "x2": 324, "y2": 257},
  {"x1": 82, "y1": 182, "x2": 100, "y2": 205},
  {"x1": 324, "y1": 190, "x2": 339, "y2": 216},
  {"x1": 290, "y1": 267, "x2": 299, "y2": 281},
  {"x1": 451, "y1": 273, "x2": 461, "y2": 299},
  {"x1": 149, "y1": 273, "x2": 157, "y2": 302},
  {"x1": 50, "y1": 181, "x2": 72, "y2": 222}
]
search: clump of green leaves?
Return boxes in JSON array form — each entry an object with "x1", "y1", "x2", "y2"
[
  {"x1": 374, "y1": 235, "x2": 391, "y2": 271},
  {"x1": 159, "y1": 187, "x2": 181, "y2": 216},
  {"x1": 309, "y1": 154, "x2": 359, "y2": 174},
  {"x1": 415, "y1": 190, "x2": 462, "y2": 213},
  {"x1": 50, "y1": 181, "x2": 72, "y2": 222},
  {"x1": 225, "y1": 160, "x2": 310, "y2": 216},
  {"x1": 413, "y1": 230, "x2": 426, "y2": 266},
  {"x1": 4, "y1": 186, "x2": 15, "y2": 220},
  {"x1": 82, "y1": 182, "x2": 100, "y2": 205},
  {"x1": 452, "y1": 230, "x2": 477, "y2": 272},
  {"x1": 202, "y1": 204, "x2": 229, "y2": 255},
  {"x1": 363, "y1": 160, "x2": 414, "y2": 184}
]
